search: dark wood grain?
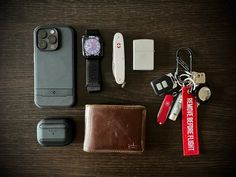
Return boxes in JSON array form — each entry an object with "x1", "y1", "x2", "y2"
[{"x1": 0, "y1": 0, "x2": 236, "y2": 176}]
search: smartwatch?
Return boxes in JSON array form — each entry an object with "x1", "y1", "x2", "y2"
[{"x1": 82, "y1": 29, "x2": 103, "y2": 92}]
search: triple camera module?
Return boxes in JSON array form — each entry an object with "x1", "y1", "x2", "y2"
[{"x1": 37, "y1": 28, "x2": 59, "y2": 51}]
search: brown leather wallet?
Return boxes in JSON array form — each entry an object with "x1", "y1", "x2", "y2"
[{"x1": 83, "y1": 105, "x2": 146, "y2": 153}]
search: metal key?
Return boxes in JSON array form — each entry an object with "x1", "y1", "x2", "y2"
[{"x1": 192, "y1": 71, "x2": 206, "y2": 84}]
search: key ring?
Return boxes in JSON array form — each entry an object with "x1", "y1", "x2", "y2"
[
  {"x1": 175, "y1": 72, "x2": 191, "y2": 87},
  {"x1": 183, "y1": 77, "x2": 197, "y2": 93}
]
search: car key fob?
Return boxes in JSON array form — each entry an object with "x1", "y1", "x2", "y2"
[{"x1": 150, "y1": 73, "x2": 179, "y2": 96}]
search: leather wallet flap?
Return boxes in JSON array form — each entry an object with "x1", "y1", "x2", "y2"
[{"x1": 83, "y1": 105, "x2": 146, "y2": 153}]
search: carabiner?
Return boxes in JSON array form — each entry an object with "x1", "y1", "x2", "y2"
[{"x1": 175, "y1": 47, "x2": 193, "y2": 75}]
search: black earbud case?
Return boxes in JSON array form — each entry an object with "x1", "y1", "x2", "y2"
[{"x1": 37, "y1": 118, "x2": 74, "y2": 146}]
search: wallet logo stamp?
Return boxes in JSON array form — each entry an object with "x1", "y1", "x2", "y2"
[{"x1": 128, "y1": 142, "x2": 139, "y2": 150}]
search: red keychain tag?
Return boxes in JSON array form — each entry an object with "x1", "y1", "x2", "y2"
[
  {"x1": 182, "y1": 86, "x2": 200, "y2": 156},
  {"x1": 157, "y1": 94, "x2": 174, "y2": 125}
]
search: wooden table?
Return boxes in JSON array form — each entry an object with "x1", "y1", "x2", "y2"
[{"x1": 0, "y1": 1, "x2": 235, "y2": 176}]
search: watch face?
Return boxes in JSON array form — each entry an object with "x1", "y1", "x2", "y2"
[{"x1": 84, "y1": 36, "x2": 101, "y2": 56}]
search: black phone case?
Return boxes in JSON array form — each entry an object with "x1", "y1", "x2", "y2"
[{"x1": 33, "y1": 25, "x2": 75, "y2": 108}]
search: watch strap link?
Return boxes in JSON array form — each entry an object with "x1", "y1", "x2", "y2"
[{"x1": 86, "y1": 59, "x2": 102, "y2": 92}]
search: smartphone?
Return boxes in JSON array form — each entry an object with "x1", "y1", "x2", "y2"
[{"x1": 33, "y1": 25, "x2": 75, "y2": 108}]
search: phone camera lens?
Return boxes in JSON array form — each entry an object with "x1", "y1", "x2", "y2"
[
  {"x1": 38, "y1": 40, "x2": 47, "y2": 49},
  {"x1": 38, "y1": 30, "x2": 47, "y2": 39},
  {"x1": 48, "y1": 35, "x2": 57, "y2": 44}
]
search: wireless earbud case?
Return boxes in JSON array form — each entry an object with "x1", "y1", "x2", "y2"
[{"x1": 37, "y1": 118, "x2": 74, "y2": 146}]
